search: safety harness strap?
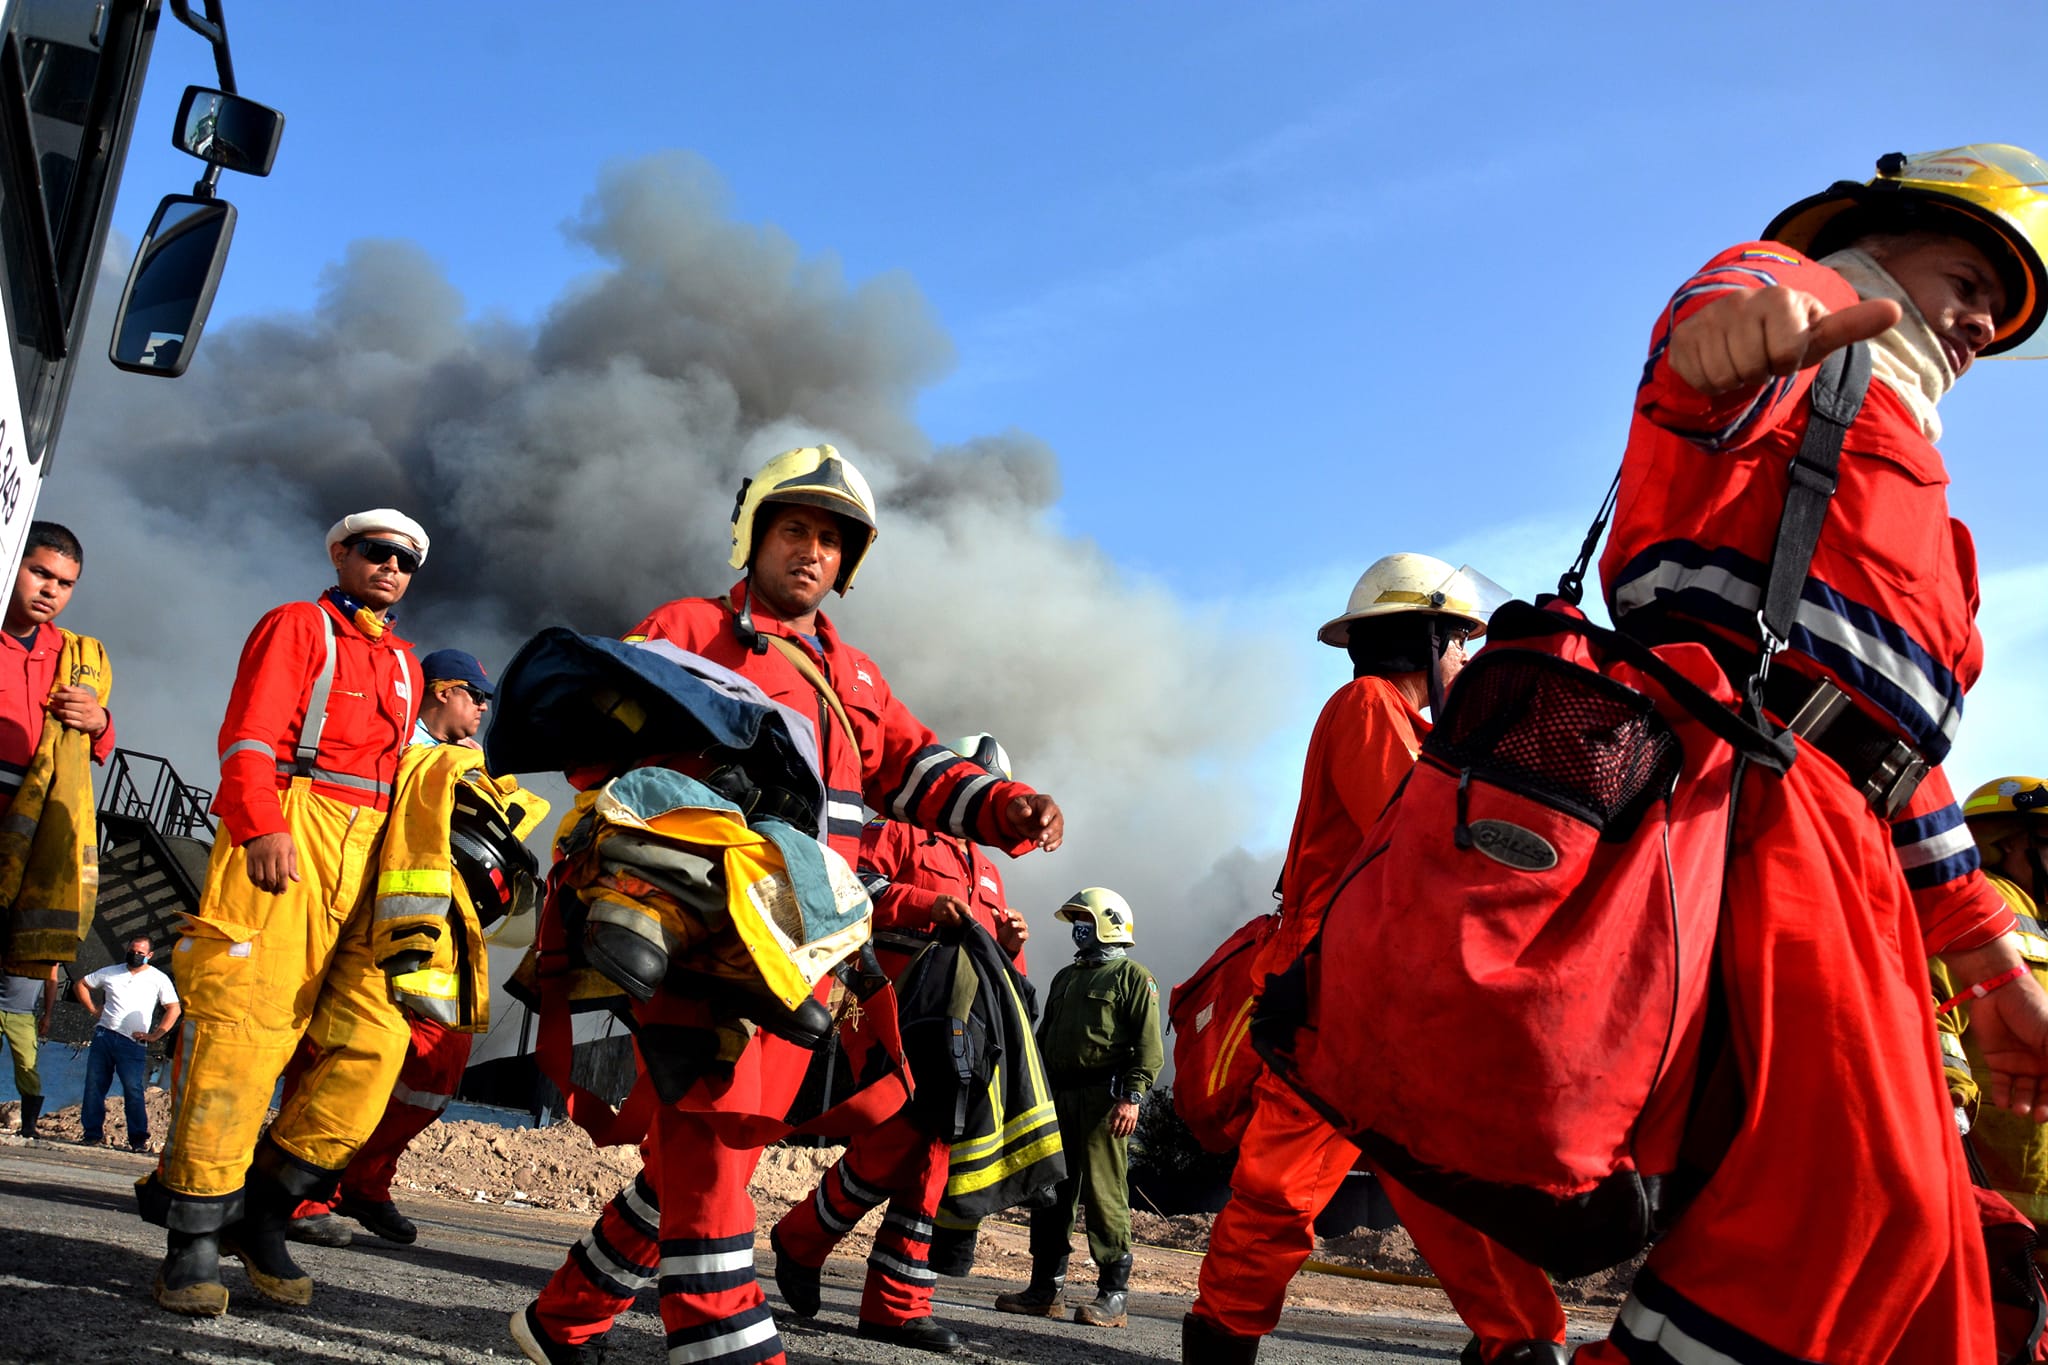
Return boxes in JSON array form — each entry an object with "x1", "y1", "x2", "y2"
[{"x1": 294, "y1": 607, "x2": 338, "y2": 771}]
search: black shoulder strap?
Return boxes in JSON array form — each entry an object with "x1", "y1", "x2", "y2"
[{"x1": 1749, "y1": 342, "x2": 1872, "y2": 704}]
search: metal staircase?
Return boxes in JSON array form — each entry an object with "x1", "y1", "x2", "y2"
[{"x1": 44, "y1": 750, "x2": 214, "y2": 1046}]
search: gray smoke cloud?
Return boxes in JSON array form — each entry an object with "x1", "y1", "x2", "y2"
[{"x1": 51, "y1": 151, "x2": 1296, "y2": 1025}]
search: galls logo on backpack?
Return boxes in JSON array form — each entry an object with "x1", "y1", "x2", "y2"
[{"x1": 1467, "y1": 819, "x2": 1558, "y2": 872}]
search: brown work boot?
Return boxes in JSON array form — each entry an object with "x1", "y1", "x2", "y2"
[{"x1": 993, "y1": 1254, "x2": 1067, "y2": 1316}]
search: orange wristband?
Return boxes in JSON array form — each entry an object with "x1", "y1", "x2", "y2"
[{"x1": 1936, "y1": 963, "x2": 2028, "y2": 1016}]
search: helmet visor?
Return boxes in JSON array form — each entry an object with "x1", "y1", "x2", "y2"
[{"x1": 1428, "y1": 564, "x2": 1516, "y2": 636}]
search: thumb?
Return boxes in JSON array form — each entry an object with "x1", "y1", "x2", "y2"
[{"x1": 1805, "y1": 296, "x2": 1902, "y2": 361}]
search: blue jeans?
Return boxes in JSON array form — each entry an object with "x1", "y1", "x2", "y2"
[{"x1": 81, "y1": 1029, "x2": 148, "y2": 1143}]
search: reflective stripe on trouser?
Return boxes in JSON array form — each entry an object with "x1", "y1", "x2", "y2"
[
  {"x1": 328, "y1": 1019, "x2": 472, "y2": 1206},
  {"x1": 773, "y1": 1111, "x2": 950, "y2": 1327},
  {"x1": 1193, "y1": 1072, "x2": 1566, "y2": 1347},
  {"x1": 534, "y1": 1114, "x2": 784, "y2": 1364},
  {"x1": 1575, "y1": 746, "x2": 1993, "y2": 1364},
  {"x1": 156, "y1": 784, "x2": 410, "y2": 1198},
  {"x1": 1028, "y1": 1084, "x2": 1131, "y2": 1268}
]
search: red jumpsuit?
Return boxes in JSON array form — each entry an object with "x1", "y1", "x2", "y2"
[
  {"x1": 772, "y1": 820, "x2": 1023, "y2": 1328},
  {"x1": 1580, "y1": 243, "x2": 2014, "y2": 1363},
  {"x1": 530, "y1": 584, "x2": 1039, "y2": 1363},
  {"x1": 0, "y1": 621, "x2": 117, "y2": 801},
  {"x1": 1193, "y1": 675, "x2": 1568, "y2": 1353}
]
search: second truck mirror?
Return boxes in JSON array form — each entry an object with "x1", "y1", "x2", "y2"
[
  {"x1": 109, "y1": 195, "x2": 237, "y2": 378},
  {"x1": 174, "y1": 87, "x2": 283, "y2": 177}
]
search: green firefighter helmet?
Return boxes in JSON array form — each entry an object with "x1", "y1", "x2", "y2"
[
  {"x1": 1057, "y1": 886, "x2": 1135, "y2": 945},
  {"x1": 727, "y1": 443, "x2": 879, "y2": 593}
]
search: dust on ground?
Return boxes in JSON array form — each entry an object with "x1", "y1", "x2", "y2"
[{"x1": 0, "y1": 1100, "x2": 1627, "y2": 1317}]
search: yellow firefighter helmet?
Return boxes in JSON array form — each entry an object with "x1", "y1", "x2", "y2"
[
  {"x1": 1764, "y1": 144, "x2": 2048, "y2": 355},
  {"x1": 1057, "y1": 886, "x2": 1135, "y2": 945},
  {"x1": 1317, "y1": 554, "x2": 1511, "y2": 649},
  {"x1": 727, "y1": 444, "x2": 879, "y2": 593},
  {"x1": 1962, "y1": 775, "x2": 2048, "y2": 858}
]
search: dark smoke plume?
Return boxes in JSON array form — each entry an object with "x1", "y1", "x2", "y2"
[{"x1": 53, "y1": 152, "x2": 1294, "y2": 1020}]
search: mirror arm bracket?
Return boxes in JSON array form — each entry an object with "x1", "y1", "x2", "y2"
[{"x1": 167, "y1": 0, "x2": 237, "y2": 95}]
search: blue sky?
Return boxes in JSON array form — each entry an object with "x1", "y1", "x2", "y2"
[{"x1": 89, "y1": 2, "x2": 2048, "y2": 852}]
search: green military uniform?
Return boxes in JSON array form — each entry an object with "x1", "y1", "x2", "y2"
[
  {"x1": 1029, "y1": 953, "x2": 1165, "y2": 1268},
  {"x1": 1937, "y1": 872, "x2": 2048, "y2": 1235}
]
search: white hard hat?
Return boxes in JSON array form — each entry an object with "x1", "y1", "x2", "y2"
[
  {"x1": 326, "y1": 508, "x2": 431, "y2": 566},
  {"x1": 1057, "y1": 887, "x2": 1135, "y2": 945},
  {"x1": 1317, "y1": 554, "x2": 1510, "y2": 649},
  {"x1": 728, "y1": 444, "x2": 879, "y2": 593}
]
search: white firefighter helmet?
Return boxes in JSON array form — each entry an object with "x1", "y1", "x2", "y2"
[
  {"x1": 949, "y1": 733, "x2": 1013, "y2": 780},
  {"x1": 1057, "y1": 887, "x2": 1135, "y2": 945},
  {"x1": 1316, "y1": 554, "x2": 1512, "y2": 649},
  {"x1": 727, "y1": 444, "x2": 880, "y2": 593}
]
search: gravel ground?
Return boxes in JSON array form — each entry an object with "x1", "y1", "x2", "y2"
[{"x1": 0, "y1": 1138, "x2": 1614, "y2": 1363}]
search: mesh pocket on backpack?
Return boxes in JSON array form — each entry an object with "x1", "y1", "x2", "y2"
[{"x1": 1426, "y1": 649, "x2": 1682, "y2": 833}]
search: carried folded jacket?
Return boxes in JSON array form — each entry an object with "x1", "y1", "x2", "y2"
[
  {"x1": 375, "y1": 743, "x2": 551, "y2": 1031},
  {"x1": 0, "y1": 630, "x2": 108, "y2": 972}
]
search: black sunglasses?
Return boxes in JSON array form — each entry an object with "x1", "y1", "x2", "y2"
[
  {"x1": 349, "y1": 537, "x2": 420, "y2": 574},
  {"x1": 458, "y1": 685, "x2": 490, "y2": 706}
]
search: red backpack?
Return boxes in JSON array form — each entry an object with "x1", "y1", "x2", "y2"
[
  {"x1": 1253, "y1": 344, "x2": 1869, "y2": 1278},
  {"x1": 1168, "y1": 913, "x2": 1277, "y2": 1153}
]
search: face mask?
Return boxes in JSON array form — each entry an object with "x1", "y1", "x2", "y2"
[
  {"x1": 126, "y1": 950, "x2": 148, "y2": 969},
  {"x1": 1070, "y1": 922, "x2": 1095, "y2": 950}
]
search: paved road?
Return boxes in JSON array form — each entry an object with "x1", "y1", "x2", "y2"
[{"x1": 0, "y1": 1141, "x2": 1601, "y2": 1362}]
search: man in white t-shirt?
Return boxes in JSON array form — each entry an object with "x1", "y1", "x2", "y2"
[{"x1": 74, "y1": 936, "x2": 180, "y2": 1150}]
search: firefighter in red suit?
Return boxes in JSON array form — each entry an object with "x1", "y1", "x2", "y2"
[
  {"x1": 1185, "y1": 554, "x2": 1570, "y2": 1365},
  {"x1": 511, "y1": 445, "x2": 1063, "y2": 1365},
  {"x1": 0, "y1": 521, "x2": 116, "y2": 789},
  {"x1": 768, "y1": 733, "x2": 1031, "y2": 1346},
  {"x1": 1579, "y1": 145, "x2": 2048, "y2": 1363},
  {"x1": 140, "y1": 510, "x2": 428, "y2": 1316}
]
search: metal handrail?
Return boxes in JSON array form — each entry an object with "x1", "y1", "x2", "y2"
[{"x1": 100, "y1": 748, "x2": 215, "y2": 841}]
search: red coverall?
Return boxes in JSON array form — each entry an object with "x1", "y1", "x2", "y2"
[
  {"x1": 530, "y1": 583, "x2": 1039, "y2": 1363},
  {"x1": 0, "y1": 622, "x2": 117, "y2": 798},
  {"x1": 1193, "y1": 674, "x2": 1568, "y2": 1352},
  {"x1": 772, "y1": 819, "x2": 1023, "y2": 1328},
  {"x1": 152, "y1": 594, "x2": 421, "y2": 1214},
  {"x1": 290, "y1": 1016, "x2": 471, "y2": 1216},
  {"x1": 1582, "y1": 243, "x2": 2015, "y2": 1363}
]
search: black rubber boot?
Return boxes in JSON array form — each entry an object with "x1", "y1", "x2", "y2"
[
  {"x1": 993, "y1": 1254, "x2": 1068, "y2": 1316},
  {"x1": 857, "y1": 1317, "x2": 963, "y2": 1354},
  {"x1": 153, "y1": 1229, "x2": 229, "y2": 1316},
  {"x1": 928, "y1": 1222, "x2": 979, "y2": 1277},
  {"x1": 1464, "y1": 1342, "x2": 1568, "y2": 1365},
  {"x1": 770, "y1": 1224, "x2": 821, "y2": 1318},
  {"x1": 583, "y1": 922, "x2": 668, "y2": 1003},
  {"x1": 18, "y1": 1093, "x2": 41, "y2": 1139},
  {"x1": 1075, "y1": 1252, "x2": 1132, "y2": 1328},
  {"x1": 1183, "y1": 1310, "x2": 1262, "y2": 1364},
  {"x1": 220, "y1": 1138, "x2": 330, "y2": 1306},
  {"x1": 339, "y1": 1194, "x2": 418, "y2": 1244}
]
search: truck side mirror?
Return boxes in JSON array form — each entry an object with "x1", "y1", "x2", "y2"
[
  {"x1": 108, "y1": 195, "x2": 236, "y2": 377},
  {"x1": 173, "y1": 87, "x2": 282, "y2": 177}
]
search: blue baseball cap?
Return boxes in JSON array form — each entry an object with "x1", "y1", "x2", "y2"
[{"x1": 421, "y1": 649, "x2": 492, "y2": 698}]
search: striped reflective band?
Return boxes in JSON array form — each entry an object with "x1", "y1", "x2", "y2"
[
  {"x1": 1891, "y1": 804, "x2": 1981, "y2": 891},
  {"x1": 1611, "y1": 539, "x2": 1963, "y2": 763},
  {"x1": 390, "y1": 1079, "x2": 453, "y2": 1113},
  {"x1": 664, "y1": 1301, "x2": 780, "y2": 1365},
  {"x1": 378, "y1": 869, "x2": 453, "y2": 899},
  {"x1": 276, "y1": 760, "x2": 391, "y2": 796},
  {"x1": 1612, "y1": 1268, "x2": 1818, "y2": 1365},
  {"x1": 1940, "y1": 1030, "x2": 1968, "y2": 1063},
  {"x1": 885, "y1": 745, "x2": 959, "y2": 823},
  {"x1": 941, "y1": 771, "x2": 1000, "y2": 839},
  {"x1": 827, "y1": 787, "x2": 866, "y2": 840},
  {"x1": 219, "y1": 738, "x2": 274, "y2": 764}
]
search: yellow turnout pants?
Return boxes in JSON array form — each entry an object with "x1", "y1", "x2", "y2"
[{"x1": 157, "y1": 781, "x2": 409, "y2": 1200}]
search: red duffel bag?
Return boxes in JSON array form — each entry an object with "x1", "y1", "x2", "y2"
[
  {"x1": 1253, "y1": 597, "x2": 1792, "y2": 1278},
  {"x1": 1169, "y1": 912, "x2": 1278, "y2": 1153}
]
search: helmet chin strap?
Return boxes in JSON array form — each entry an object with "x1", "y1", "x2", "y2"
[{"x1": 1425, "y1": 618, "x2": 1448, "y2": 719}]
